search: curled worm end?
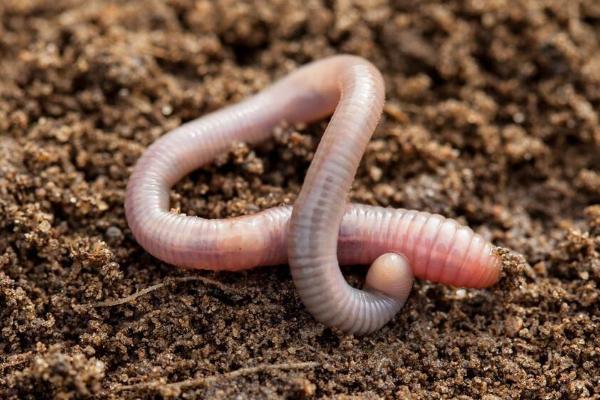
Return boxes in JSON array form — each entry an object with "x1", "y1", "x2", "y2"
[{"x1": 365, "y1": 253, "x2": 413, "y2": 302}]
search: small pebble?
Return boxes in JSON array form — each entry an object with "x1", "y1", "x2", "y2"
[{"x1": 105, "y1": 226, "x2": 123, "y2": 243}]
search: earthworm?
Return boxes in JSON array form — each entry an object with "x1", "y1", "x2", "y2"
[{"x1": 125, "y1": 55, "x2": 501, "y2": 334}]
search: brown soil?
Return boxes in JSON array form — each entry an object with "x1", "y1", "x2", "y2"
[{"x1": 1, "y1": 0, "x2": 599, "y2": 399}]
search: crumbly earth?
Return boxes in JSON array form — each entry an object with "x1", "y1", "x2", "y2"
[{"x1": 1, "y1": 0, "x2": 599, "y2": 398}]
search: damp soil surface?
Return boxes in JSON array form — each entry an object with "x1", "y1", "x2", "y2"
[{"x1": 1, "y1": 0, "x2": 599, "y2": 398}]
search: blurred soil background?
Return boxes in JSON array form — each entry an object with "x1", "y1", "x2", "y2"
[{"x1": 0, "y1": 0, "x2": 599, "y2": 398}]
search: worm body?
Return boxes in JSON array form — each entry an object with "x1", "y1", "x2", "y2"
[
  {"x1": 287, "y1": 57, "x2": 411, "y2": 334},
  {"x1": 125, "y1": 55, "x2": 501, "y2": 334}
]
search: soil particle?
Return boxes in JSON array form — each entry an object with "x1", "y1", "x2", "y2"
[{"x1": 1, "y1": 0, "x2": 599, "y2": 398}]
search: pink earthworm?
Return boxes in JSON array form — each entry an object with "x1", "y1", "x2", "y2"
[{"x1": 125, "y1": 55, "x2": 501, "y2": 334}]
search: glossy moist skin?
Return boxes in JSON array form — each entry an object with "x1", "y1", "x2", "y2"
[{"x1": 124, "y1": 55, "x2": 501, "y2": 334}]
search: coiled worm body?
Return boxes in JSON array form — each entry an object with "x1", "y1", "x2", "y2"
[{"x1": 125, "y1": 55, "x2": 501, "y2": 334}]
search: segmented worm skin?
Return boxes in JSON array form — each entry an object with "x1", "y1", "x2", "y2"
[{"x1": 125, "y1": 55, "x2": 501, "y2": 334}]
